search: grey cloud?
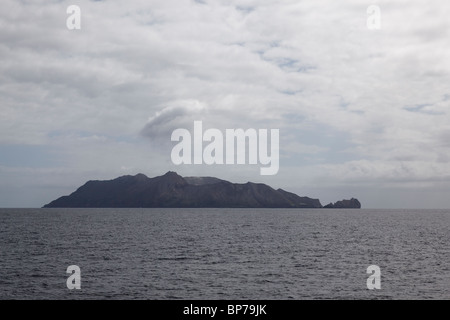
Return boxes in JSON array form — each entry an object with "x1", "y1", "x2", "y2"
[
  {"x1": 1, "y1": 0, "x2": 450, "y2": 207},
  {"x1": 140, "y1": 100, "x2": 207, "y2": 144}
]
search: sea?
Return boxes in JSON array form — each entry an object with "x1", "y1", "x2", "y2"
[{"x1": 0, "y1": 208, "x2": 449, "y2": 300}]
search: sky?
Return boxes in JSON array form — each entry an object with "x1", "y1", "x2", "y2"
[{"x1": 1, "y1": 0, "x2": 449, "y2": 208}]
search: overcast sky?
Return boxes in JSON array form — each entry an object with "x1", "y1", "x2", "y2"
[{"x1": 1, "y1": 0, "x2": 449, "y2": 208}]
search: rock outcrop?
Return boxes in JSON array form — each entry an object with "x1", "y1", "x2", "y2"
[{"x1": 323, "y1": 198, "x2": 361, "y2": 209}]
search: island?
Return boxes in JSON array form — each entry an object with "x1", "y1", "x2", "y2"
[
  {"x1": 43, "y1": 171, "x2": 361, "y2": 209},
  {"x1": 323, "y1": 198, "x2": 361, "y2": 209}
]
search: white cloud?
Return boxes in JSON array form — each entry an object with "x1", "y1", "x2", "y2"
[{"x1": 1, "y1": 0, "x2": 449, "y2": 207}]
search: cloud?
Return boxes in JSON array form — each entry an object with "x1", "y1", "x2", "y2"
[
  {"x1": 1, "y1": 0, "x2": 450, "y2": 207},
  {"x1": 140, "y1": 99, "x2": 207, "y2": 144}
]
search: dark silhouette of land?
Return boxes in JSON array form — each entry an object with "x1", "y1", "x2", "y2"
[
  {"x1": 324, "y1": 198, "x2": 361, "y2": 209},
  {"x1": 43, "y1": 171, "x2": 361, "y2": 209}
]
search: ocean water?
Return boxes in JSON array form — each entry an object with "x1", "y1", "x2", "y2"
[{"x1": 0, "y1": 208, "x2": 449, "y2": 300}]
